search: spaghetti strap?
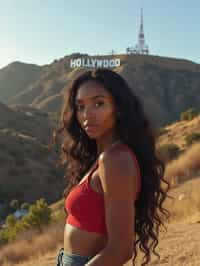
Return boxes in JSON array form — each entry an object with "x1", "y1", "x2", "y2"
[{"x1": 87, "y1": 160, "x2": 99, "y2": 184}]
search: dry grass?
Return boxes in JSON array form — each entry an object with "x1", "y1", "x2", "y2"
[
  {"x1": 0, "y1": 219, "x2": 64, "y2": 266},
  {"x1": 157, "y1": 114, "x2": 200, "y2": 150},
  {"x1": 164, "y1": 176, "x2": 200, "y2": 223},
  {"x1": 164, "y1": 142, "x2": 200, "y2": 185}
]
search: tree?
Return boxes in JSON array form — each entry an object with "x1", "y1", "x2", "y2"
[
  {"x1": 180, "y1": 108, "x2": 198, "y2": 121},
  {"x1": 9, "y1": 199, "x2": 19, "y2": 211},
  {"x1": 20, "y1": 202, "x2": 30, "y2": 211},
  {"x1": 22, "y1": 198, "x2": 51, "y2": 232},
  {"x1": 5, "y1": 214, "x2": 17, "y2": 227}
]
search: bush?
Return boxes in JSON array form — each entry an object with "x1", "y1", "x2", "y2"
[
  {"x1": 180, "y1": 107, "x2": 198, "y2": 121},
  {"x1": 5, "y1": 215, "x2": 17, "y2": 227},
  {"x1": 158, "y1": 143, "x2": 180, "y2": 163},
  {"x1": 22, "y1": 198, "x2": 51, "y2": 233},
  {"x1": 0, "y1": 198, "x2": 52, "y2": 246},
  {"x1": 20, "y1": 203, "x2": 30, "y2": 211},
  {"x1": 184, "y1": 132, "x2": 200, "y2": 146},
  {"x1": 9, "y1": 199, "x2": 19, "y2": 211}
]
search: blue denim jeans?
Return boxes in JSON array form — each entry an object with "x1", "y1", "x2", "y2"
[{"x1": 56, "y1": 248, "x2": 93, "y2": 266}]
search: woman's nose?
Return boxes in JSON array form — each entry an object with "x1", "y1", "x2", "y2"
[{"x1": 82, "y1": 106, "x2": 96, "y2": 119}]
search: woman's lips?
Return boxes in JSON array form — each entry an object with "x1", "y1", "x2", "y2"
[{"x1": 84, "y1": 125, "x2": 98, "y2": 132}]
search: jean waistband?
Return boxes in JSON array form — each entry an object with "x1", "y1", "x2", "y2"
[{"x1": 56, "y1": 248, "x2": 93, "y2": 266}]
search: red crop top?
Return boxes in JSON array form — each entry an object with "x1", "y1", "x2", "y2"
[{"x1": 65, "y1": 143, "x2": 141, "y2": 236}]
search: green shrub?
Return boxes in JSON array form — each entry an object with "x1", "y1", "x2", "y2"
[
  {"x1": 184, "y1": 132, "x2": 200, "y2": 146},
  {"x1": 22, "y1": 198, "x2": 51, "y2": 233},
  {"x1": 9, "y1": 199, "x2": 19, "y2": 211},
  {"x1": 158, "y1": 143, "x2": 180, "y2": 162},
  {"x1": 180, "y1": 108, "x2": 198, "y2": 121},
  {"x1": 0, "y1": 198, "x2": 52, "y2": 246},
  {"x1": 20, "y1": 202, "x2": 30, "y2": 211},
  {"x1": 5, "y1": 214, "x2": 17, "y2": 227}
]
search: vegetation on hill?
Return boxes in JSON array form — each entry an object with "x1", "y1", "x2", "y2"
[
  {"x1": 0, "y1": 61, "x2": 200, "y2": 264},
  {"x1": 1, "y1": 53, "x2": 200, "y2": 126},
  {"x1": 0, "y1": 103, "x2": 66, "y2": 222},
  {"x1": 0, "y1": 198, "x2": 51, "y2": 246}
]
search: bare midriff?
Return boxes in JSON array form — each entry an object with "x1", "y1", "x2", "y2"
[{"x1": 64, "y1": 224, "x2": 108, "y2": 257}]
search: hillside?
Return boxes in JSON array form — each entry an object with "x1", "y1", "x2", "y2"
[
  {"x1": 157, "y1": 114, "x2": 200, "y2": 150},
  {"x1": 0, "y1": 101, "x2": 66, "y2": 207},
  {"x1": 0, "y1": 53, "x2": 199, "y2": 126},
  {"x1": 0, "y1": 61, "x2": 42, "y2": 102},
  {"x1": 1, "y1": 114, "x2": 200, "y2": 265}
]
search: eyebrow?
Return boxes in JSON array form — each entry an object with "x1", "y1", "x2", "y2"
[{"x1": 76, "y1": 95, "x2": 111, "y2": 103}]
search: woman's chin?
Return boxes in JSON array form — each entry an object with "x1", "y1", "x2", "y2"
[
  {"x1": 85, "y1": 130, "x2": 100, "y2": 140},
  {"x1": 86, "y1": 132, "x2": 98, "y2": 139}
]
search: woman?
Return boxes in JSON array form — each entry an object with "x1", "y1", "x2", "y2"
[{"x1": 51, "y1": 68, "x2": 170, "y2": 266}]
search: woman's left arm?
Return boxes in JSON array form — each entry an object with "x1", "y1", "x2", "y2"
[{"x1": 85, "y1": 148, "x2": 138, "y2": 266}]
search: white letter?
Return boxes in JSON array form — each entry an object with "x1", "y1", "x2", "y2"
[
  {"x1": 103, "y1": 60, "x2": 109, "y2": 68},
  {"x1": 87, "y1": 58, "x2": 92, "y2": 67},
  {"x1": 114, "y1": 58, "x2": 120, "y2": 67},
  {"x1": 76, "y1": 58, "x2": 81, "y2": 67},
  {"x1": 91, "y1": 59, "x2": 96, "y2": 67},
  {"x1": 70, "y1": 59, "x2": 77, "y2": 68},
  {"x1": 109, "y1": 60, "x2": 115, "y2": 68},
  {"x1": 97, "y1": 60, "x2": 103, "y2": 67}
]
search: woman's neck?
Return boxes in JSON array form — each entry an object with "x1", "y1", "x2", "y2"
[{"x1": 96, "y1": 138, "x2": 121, "y2": 156}]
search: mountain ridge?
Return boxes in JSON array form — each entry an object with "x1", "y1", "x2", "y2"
[{"x1": 0, "y1": 53, "x2": 200, "y2": 126}]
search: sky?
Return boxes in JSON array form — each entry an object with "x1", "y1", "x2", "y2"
[{"x1": 0, "y1": 0, "x2": 200, "y2": 69}]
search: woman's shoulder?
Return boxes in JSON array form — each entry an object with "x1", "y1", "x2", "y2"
[
  {"x1": 98, "y1": 142, "x2": 140, "y2": 198},
  {"x1": 98, "y1": 142, "x2": 138, "y2": 178}
]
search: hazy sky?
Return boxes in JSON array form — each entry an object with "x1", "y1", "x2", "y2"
[{"x1": 0, "y1": 0, "x2": 199, "y2": 68}]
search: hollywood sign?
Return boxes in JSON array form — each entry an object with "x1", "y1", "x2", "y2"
[{"x1": 70, "y1": 58, "x2": 120, "y2": 68}]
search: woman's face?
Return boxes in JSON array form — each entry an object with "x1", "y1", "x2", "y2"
[{"x1": 75, "y1": 80, "x2": 117, "y2": 140}]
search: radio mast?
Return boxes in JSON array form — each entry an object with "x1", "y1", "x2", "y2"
[{"x1": 126, "y1": 8, "x2": 149, "y2": 55}]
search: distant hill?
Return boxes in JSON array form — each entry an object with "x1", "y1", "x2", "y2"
[
  {"x1": 1, "y1": 53, "x2": 200, "y2": 126},
  {"x1": 0, "y1": 61, "x2": 42, "y2": 102}
]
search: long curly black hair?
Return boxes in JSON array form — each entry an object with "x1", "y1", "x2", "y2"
[{"x1": 50, "y1": 68, "x2": 171, "y2": 265}]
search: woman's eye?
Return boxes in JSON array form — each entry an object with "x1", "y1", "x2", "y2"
[
  {"x1": 76, "y1": 102, "x2": 104, "y2": 111},
  {"x1": 95, "y1": 102, "x2": 104, "y2": 107}
]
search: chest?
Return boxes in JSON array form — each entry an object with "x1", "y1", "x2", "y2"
[{"x1": 79, "y1": 168, "x2": 104, "y2": 195}]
